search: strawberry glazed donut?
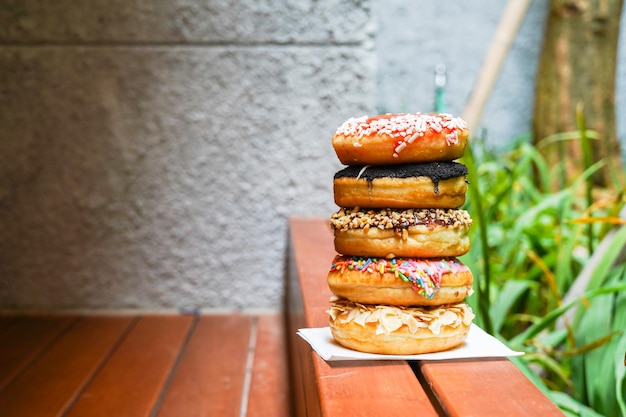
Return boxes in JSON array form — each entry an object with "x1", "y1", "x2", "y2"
[
  {"x1": 327, "y1": 255, "x2": 474, "y2": 306},
  {"x1": 330, "y1": 207, "x2": 472, "y2": 258},
  {"x1": 331, "y1": 113, "x2": 469, "y2": 165},
  {"x1": 333, "y1": 162, "x2": 468, "y2": 209},
  {"x1": 328, "y1": 298, "x2": 474, "y2": 355}
]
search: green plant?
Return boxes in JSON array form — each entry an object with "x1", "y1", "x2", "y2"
[{"x1": 460, "y1": 127, "x2": 626, "y2": 416}]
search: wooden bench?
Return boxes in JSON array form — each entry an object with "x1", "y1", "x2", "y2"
[
  {"x1": 0, "y1": 312, "x2": 290, "y2": 416},
  {"x1": 0, "y1": 218, "x2": 568, "y2": 416},
  {"x1": 286, "y1": 217, "x2": 565, "y2": 417}
]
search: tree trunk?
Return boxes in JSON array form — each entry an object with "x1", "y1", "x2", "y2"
[{"x1": 533, "y1": 0, "x2": 624, "y2": 189}]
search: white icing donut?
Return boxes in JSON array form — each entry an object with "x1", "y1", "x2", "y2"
[{"x1": 332, "y1": 113, "x2": 469, "y2": 165}]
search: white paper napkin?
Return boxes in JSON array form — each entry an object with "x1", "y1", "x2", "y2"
[{"x1": 297, "y1": 324, "x2": 523, "y2": 362}]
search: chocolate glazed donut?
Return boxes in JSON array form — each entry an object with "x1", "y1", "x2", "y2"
[{"x1": 333, "y1": 162, "x2": 469, "y2": 209}]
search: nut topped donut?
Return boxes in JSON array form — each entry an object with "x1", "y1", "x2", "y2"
[
  {"x1": 327, "y1": 255, "x2": 474, "y2": 306},
  {"x1": 333, "y1": 162, "x2": 468, "y2": 209},
  {"x1": 328, "y1": 298, "x2": 474, "y2": 355},
  {"x1": 332, "y1": 113, "x2": 469, "y2": 165},
  {"x1": 330, "y1": 207, "x2": 472, "y2": 258}
]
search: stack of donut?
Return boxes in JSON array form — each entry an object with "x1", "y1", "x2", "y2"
[{"x1": 327, "y1": 113, "x2": 475, "y2": 355}]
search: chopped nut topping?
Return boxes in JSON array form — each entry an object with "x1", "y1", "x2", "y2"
[{"x1": 329, "y1": 208, "x2": 472, "y2": 232}]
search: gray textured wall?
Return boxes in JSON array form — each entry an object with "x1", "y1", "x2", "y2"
[
  {"x1": 0, "y1": 1, "x2": 375, "y2": 310},
  {"x1": 1, "y1": 1, "x2": 625, "y2": 311}
]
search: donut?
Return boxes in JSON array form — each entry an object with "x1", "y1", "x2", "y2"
[
  {"x1": 333, "y1": 162, "x2": 468, "y2": 209},
  {"x1": 330, "y1": 207, "x2": 472, "y2": 258},
  {"x1": 327, "y1": 255, "x2": 473, "y2": 306},
  {"x1": 332, "y1": 113, "x2": 469, "y2": 165},
  {"x1": 328, "y1": 298, "x2": 474, "y2": 355}
]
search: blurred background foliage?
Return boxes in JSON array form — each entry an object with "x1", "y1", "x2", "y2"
[{"x1": 460, "y1": 115, "x2": 626, "y2": 415}]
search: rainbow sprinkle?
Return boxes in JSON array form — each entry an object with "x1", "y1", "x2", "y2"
[{"x1": 329, "y1": 256, "x2": 469, "y2": 299}]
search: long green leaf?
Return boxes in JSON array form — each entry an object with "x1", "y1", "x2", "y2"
[
  {"x1": 490, "y1": 279, "x2": 535, "y2": 334},
  {"x1": 573, "y1": 264, "x2": 626, "y2": 416},
  {"x1": 524, "y1": 353, "x2": 573, "y2": 389},
  {"x1": 576, "y1": 104, "x2": 595, "y2": 254},
  {"x1": 615, "y1": 331, "x2": 626, "y2": 416},
  {"x1": 548, "y1": 391, "x2": 607, "y2": 417},
  {"x1": 581, "y1": 225, "x2": 626, "y2": 293},
  {"x1": 611, "y1": 268, "x2": 626, "y2": 416},
  {"x1": 536, "y1": 129, "x2": 600, "y2": 149},
  {"x1": 510, "y1": 284, "x2": 626, "y2": 347}
]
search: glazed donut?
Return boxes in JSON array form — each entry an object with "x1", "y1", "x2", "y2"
[
  {"x1": 333, "y1": 162, "x2": 468, "y2": 209},
  {"x1": 332, "y1": 113, "x2": 469, "y2": 165},
  {"x1": 328, "y1": 298, "x2": 474, "y2": 355},
  {"x1": 327, "y1": 255, "x2": 473, "y2": 306},
  {"x1": 330, "y1": 208, "x2": 472, "y2": 258}
]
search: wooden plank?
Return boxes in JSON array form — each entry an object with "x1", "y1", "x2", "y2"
[
  {"x1": 246, "y1": 313, "x2": 291, "y2": 417},
  {"x1": 154, "y1": 314, "x2": 252, "y2": 417},
  {"x1": 0, "y1": 316, "x2": 134, "y2": 417},
  {"x1": 287, "y1": 256, "x2": 323, "y2": 417},
  {"x1": 288, "y1": 218, "x2": 337, "y2": 327},
  {"x1": 65, "y1": 315, "x2": 194, "y2": 417},
  {"x1": 287, "y1": 218, "x2": 439, "y2": 417},
  {"x1": 0, "y1": 316, "x2": 19, "y2": 336},
  {"x1": 419, "y1": 358, "x2": 565, "y2": 416},
  {"x1": 0, "y1": 315, "x2": 77, "y2": 391}
]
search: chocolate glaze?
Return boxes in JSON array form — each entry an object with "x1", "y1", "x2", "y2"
[
  {"x1": 334, "y1": 162, "x2": 467, "y2": 181},
  {"x1": 333, "y1": 162, "x2": 468, "y2": 194}
]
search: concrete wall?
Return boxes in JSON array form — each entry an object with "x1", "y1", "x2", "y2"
[
  {"x1": 0, "y1": 0, "x2": 375, "y2": 311},
  {"x1": 1, "y1": 0, "x2": 624, "y2": 311}
]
